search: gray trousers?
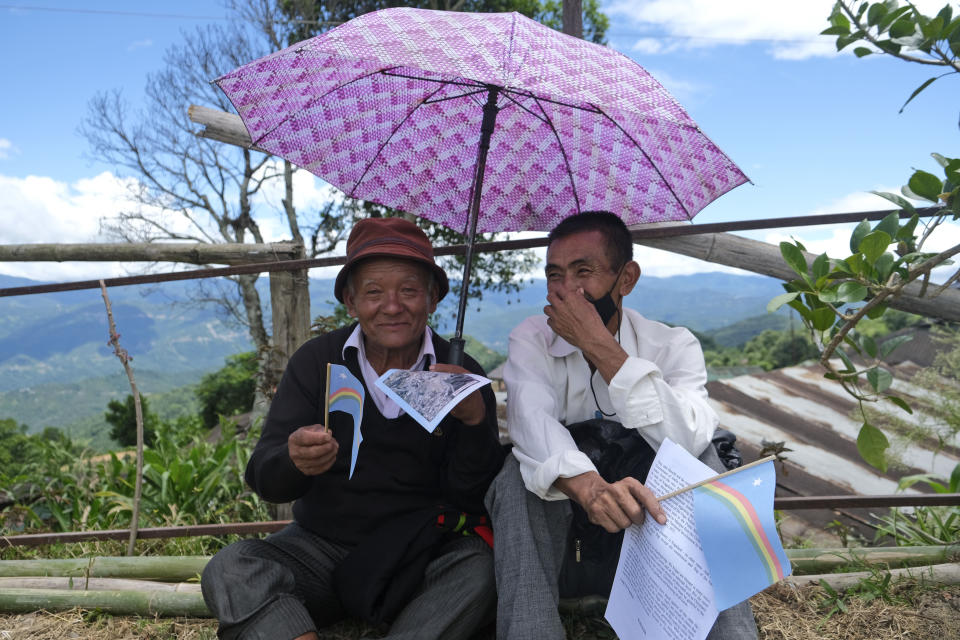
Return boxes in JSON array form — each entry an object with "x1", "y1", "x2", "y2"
[
  {"x1": 201, "y1": 522, "x2": 495, "y2": 640},
  {"x1": 485, "y1": 449, "x2": 759, "y2": 640}
]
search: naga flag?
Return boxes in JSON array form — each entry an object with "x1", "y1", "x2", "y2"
[
  {"x1": 693, "y1": 459, "x2": 791, "y2": 610},
  {"x1": 327, "y1": 363, "x2": 365, "y2": 478}
]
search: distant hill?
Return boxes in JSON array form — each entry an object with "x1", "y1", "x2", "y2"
[
  {"x1": 0, "y1": 270, "x2": 788, "y2": 438},
  {"x1": 704, "y1": 313, "x2": 794, "y2": 348}
]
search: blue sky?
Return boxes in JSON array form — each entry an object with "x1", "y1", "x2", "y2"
[{"x1": 0, "y1": 0, "x2": 956, "y2": 283}]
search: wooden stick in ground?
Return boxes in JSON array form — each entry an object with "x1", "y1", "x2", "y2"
[
  {"x1": 100, "y1": 280, "x2": 144, "y2": 557},
  {"x1": 657, "y1": 455, "x2": 777, "y2": 502}
]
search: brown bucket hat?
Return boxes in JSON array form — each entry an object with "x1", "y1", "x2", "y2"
[{"x1": 334, "y1": 217, "x2": 449, "y2": 303}]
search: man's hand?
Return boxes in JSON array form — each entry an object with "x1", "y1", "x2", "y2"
[
  {"x1": 544, "y1": 286, "x2": 607, "y2": 352},
  {"x1": 429, "y1": 363, "x2": 486, "y2": 426},
  {"x1": 544, "y1": 287, "x2": 627, "y2": 384},
  {"x1": 555, "y1": 471, "x2": 666, "y2": 533},
  {"x1": 288, "y1": 425, "x2": 339, "y2": 475}
]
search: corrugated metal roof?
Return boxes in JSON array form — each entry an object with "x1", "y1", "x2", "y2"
[{"x1": 707, "y1": 359, "x2": 960, "y2": 544}]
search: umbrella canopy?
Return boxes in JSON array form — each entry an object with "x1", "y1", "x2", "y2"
[
  {"x1": 215, "y1": 7, "x2": 748, "y2": 364},
  {"x1": 216, "y1": 7, "x2": 746, "y2": 232}
]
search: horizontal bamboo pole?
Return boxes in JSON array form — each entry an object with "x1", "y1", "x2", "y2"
[
  {"x1": 0, "y1": 556, "x2": 209, "y2": 581},
  {"x1": 0, "y1": 242, "x2": 302, "y2": 264},
  {"x1": 0, "y1": 521, "x2": 289, "y2": 548},
  {"x1": 4, "y1": 496, "x2": 959, "y2": 548},
  {"x1": 788, "y1": 544, "x2": 960, "y2": 574},
  {"x1": 4, "y1": 545, "x2": 956, "y2": 585},
  {"x1": 785, "y1": 562, "x2": 960, "y2": 591},
  {"x1": 0, "y1": 587, "x2": 211, "y2": 616},
  {"x1": 0, "y1": 577, "x2": 200, "y2": 592}
]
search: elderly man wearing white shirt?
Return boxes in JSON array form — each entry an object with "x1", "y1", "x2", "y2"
[{"x1": 485, "y1": 211, "x2": 757, "y2": 639}]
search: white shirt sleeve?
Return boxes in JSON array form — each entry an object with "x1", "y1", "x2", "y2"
[
  {"x1": 503, "y1": 318, "x2": 596, "y2": 500},
  {"x1": 607, "y1": 320, "x2": 718, "y2": 457},
  {"x1": 503, "y1": 312, "x2": 718, "y2": 501}
]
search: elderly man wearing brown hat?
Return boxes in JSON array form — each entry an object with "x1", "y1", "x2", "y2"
[{"x1": 201, "y1": 217, "x2": 504, "y2": 640}]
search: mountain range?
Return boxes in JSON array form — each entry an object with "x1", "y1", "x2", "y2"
[{"x1": 0, "y1": 271, "x2": 789, "y2": 438}]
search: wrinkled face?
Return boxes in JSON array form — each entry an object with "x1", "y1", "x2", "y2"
[
  {"x1": 544, "y1": 230, "x2": 620, "y2": 301},
  {"x1": 343, "y1": 258, "x2": 437, "y2": 354}
]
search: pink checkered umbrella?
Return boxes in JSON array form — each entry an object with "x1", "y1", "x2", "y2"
[{"x1": 215, "y1": 7, "x2": 748, "y2": 364}]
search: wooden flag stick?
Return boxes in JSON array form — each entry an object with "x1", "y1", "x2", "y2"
[
  {"x1": 657, "y1": 455, "x2": 777, "y2": 502},
  {"x1": 323, "y1": 362, "x2": 331, "y2": 433}
]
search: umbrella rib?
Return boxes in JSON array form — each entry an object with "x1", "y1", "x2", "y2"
[
  {"x1": 504, "y1": 88, "x2": 603, "y2": 115},
  {"x1": 243, "y1": 66, "x2": 404, "y2": 148},
  {"x1": 595, "y1": 106, "x2": 694, "y2": 220},
  {"x1": 382, "y1": 70, "x2": 485, "y2": 90},
  {"x1": 499, "y1": 92, "x2": 550, "y2": 125},
  {"x1": 530, "y1": 96, "x2": 582, "y2": 215},
  {"x1": 422, "y1": 88, "x2": 488, "y2": 105},
  {"x1": 350, "y1": 81, "x2": 451, "y2": 197}
]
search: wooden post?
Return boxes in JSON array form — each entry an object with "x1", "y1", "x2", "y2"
[
  {"x1": 562, "y1": 0, "x2": 583, "y2": 39},
  {"x1": 268, "y1": 266, "x2": 311, "y2": 382},
  {"x1": 267, "y1": 252, "x2": 310, "y2": 524}
]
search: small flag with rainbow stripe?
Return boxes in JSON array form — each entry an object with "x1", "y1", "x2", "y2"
[
  {"x1": 693, "y1": 459, "x2": 791, "y2": 610},
  {"x1": 326, "y1": 363, "x2": 365, "y2": 479}
]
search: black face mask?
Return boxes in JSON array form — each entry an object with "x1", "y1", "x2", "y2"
[{"x1": 584, "y1": 266, "x2": 624, "y2": 326}]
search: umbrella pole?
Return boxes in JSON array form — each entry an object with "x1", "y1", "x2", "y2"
[{"x1": 448, "y1": 85, "x2": 500, "y2": 367}]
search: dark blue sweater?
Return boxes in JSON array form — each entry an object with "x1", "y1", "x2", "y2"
[{"x1": 244, "y1": 325, "x2": 504, "y2": 545}]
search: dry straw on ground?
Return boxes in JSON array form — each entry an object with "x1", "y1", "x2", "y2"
[{"x1": 1, "y1": 583, "x2": 958, "y2": 639}]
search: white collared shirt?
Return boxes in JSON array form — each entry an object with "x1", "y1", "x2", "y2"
[
  {"x1": 503, "y1": 308, "x2": 718, "y2": 500},
  {"x1": 342, "y1": 324, "x2": 436, "y2": 418}
]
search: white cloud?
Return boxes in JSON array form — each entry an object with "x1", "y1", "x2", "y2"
[
  {"x1": 127, "y1": 39, "x2": 153, "y2": 52},
  {"x1": 0, "y1": 168, "x2": 355, "y2": 283},
  {"x1": 606, "y1": 0, "x2": 945, "y2": 60},
  {"x1": 631, "y1": 38, "x2": 664, "y2": 55},
  {"x1": 0, "y1": 172, "x2": 139, "y2": 281},
  {"x1": 753, "y1": 188, "x2": 960, "y2": 282},
  {"x1": 0, "y1": 138, "x2": 16, "y2": 160}
]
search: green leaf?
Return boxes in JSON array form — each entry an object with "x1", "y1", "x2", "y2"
[
  {"x1": 836, "y1": 31, "x2": 865, "y2": 50},
  {"x1": 871, "y1": 190, "x2": 916, "y2": 213},
  {"x1": 867, "y1": 366, "x2": 893, "y2": 393},
  {"x1": 873, "y1": 212, "x2": 900, "y2": 238},
  {"x1": 857, "y1": 422, "x2": 889, "y2": 472},
  {"x1": 875, "y1": 39, "x2": 902, "y2": 54},
  {"x1": 845, "y1": 253, "x2": 867, "y2": 277},
  {"x1": 819, "y1": 284, "x2": 840, "y2": 303},
  {"x1": 900, "y1": 77, "x2": 938, "y2": 113},
  {"x1": 859, "y1": 230, "x2": 892, "y2": 264},
  {"x1": 829, "y1": 10, "x2": 851, "y2": 30},
  {"x1": 878, "y1": 6, "x2": 913, "y2": 33},
  {"x1": 881, "y1": 339, "x2": 914, "y2": 365},
  {"x1": 836, "y1": 281, "x2": 869, "y2": 303},
  {"x1": 853, "y1": 46, "x2": 873, "y2": 57},
  {"x1": 885, "y1": 394, "x2": 913, "y2": 415},
  {"x1": 867, "y1": 2, "x2": 889, "y2": 26},
  {"x1": 861, "y1": 334, "x2": 878, "y2": 359},
  {"x1": 812, "y1": 306, "x2": 835, "y2": 331},
  {"x1": 822, "y1": 25, "x2": 852, "y2": 36},
  {"x1": 936, "y1": 5, "x2": 954, "y2": 28},
  {"x1": 908, "y1": 169, "x2": 944, "y2": 201},
  {"x1": 850, "y1": 220, "x2": 872, "y2": 253},
  {"x1": 874, "y1": 252, "x2": 895, "y2": 283},
  {"x1": 812, "y1": 252, "x2": 830, "y2": 280},
  {"x1": 780, "y1": 242, "x2": 808, "y2": 277},
  {"x1": 787, "y1": 299, "x2": 813, "y2": 322},
  {"x1": 950, "y1": 463, "x2": 960, "y2": 493},
  {"x1": 767, "y1": 291, "x2": 800, "y2": 312},
  {"x1": 895, "y1": 213, "x2": 919, "y2": 241},
  {"x1": 866, "y1": 302, "x2": 888, "y2": 319}
]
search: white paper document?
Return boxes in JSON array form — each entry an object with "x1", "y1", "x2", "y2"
[
  {"x1": 374, "y1": 369, "x2": 491, "y2": 432},
  {"x1": 604, "y1": 439, "x2": 719, "y2": 640}
]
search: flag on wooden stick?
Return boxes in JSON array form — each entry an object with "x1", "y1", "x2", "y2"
[
  {"x1": 325, "y1": 363, "x2": 365, "y2": 478},
  {"x1": 692, "y1": 459, "x2": 791, "y2": 610}
]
